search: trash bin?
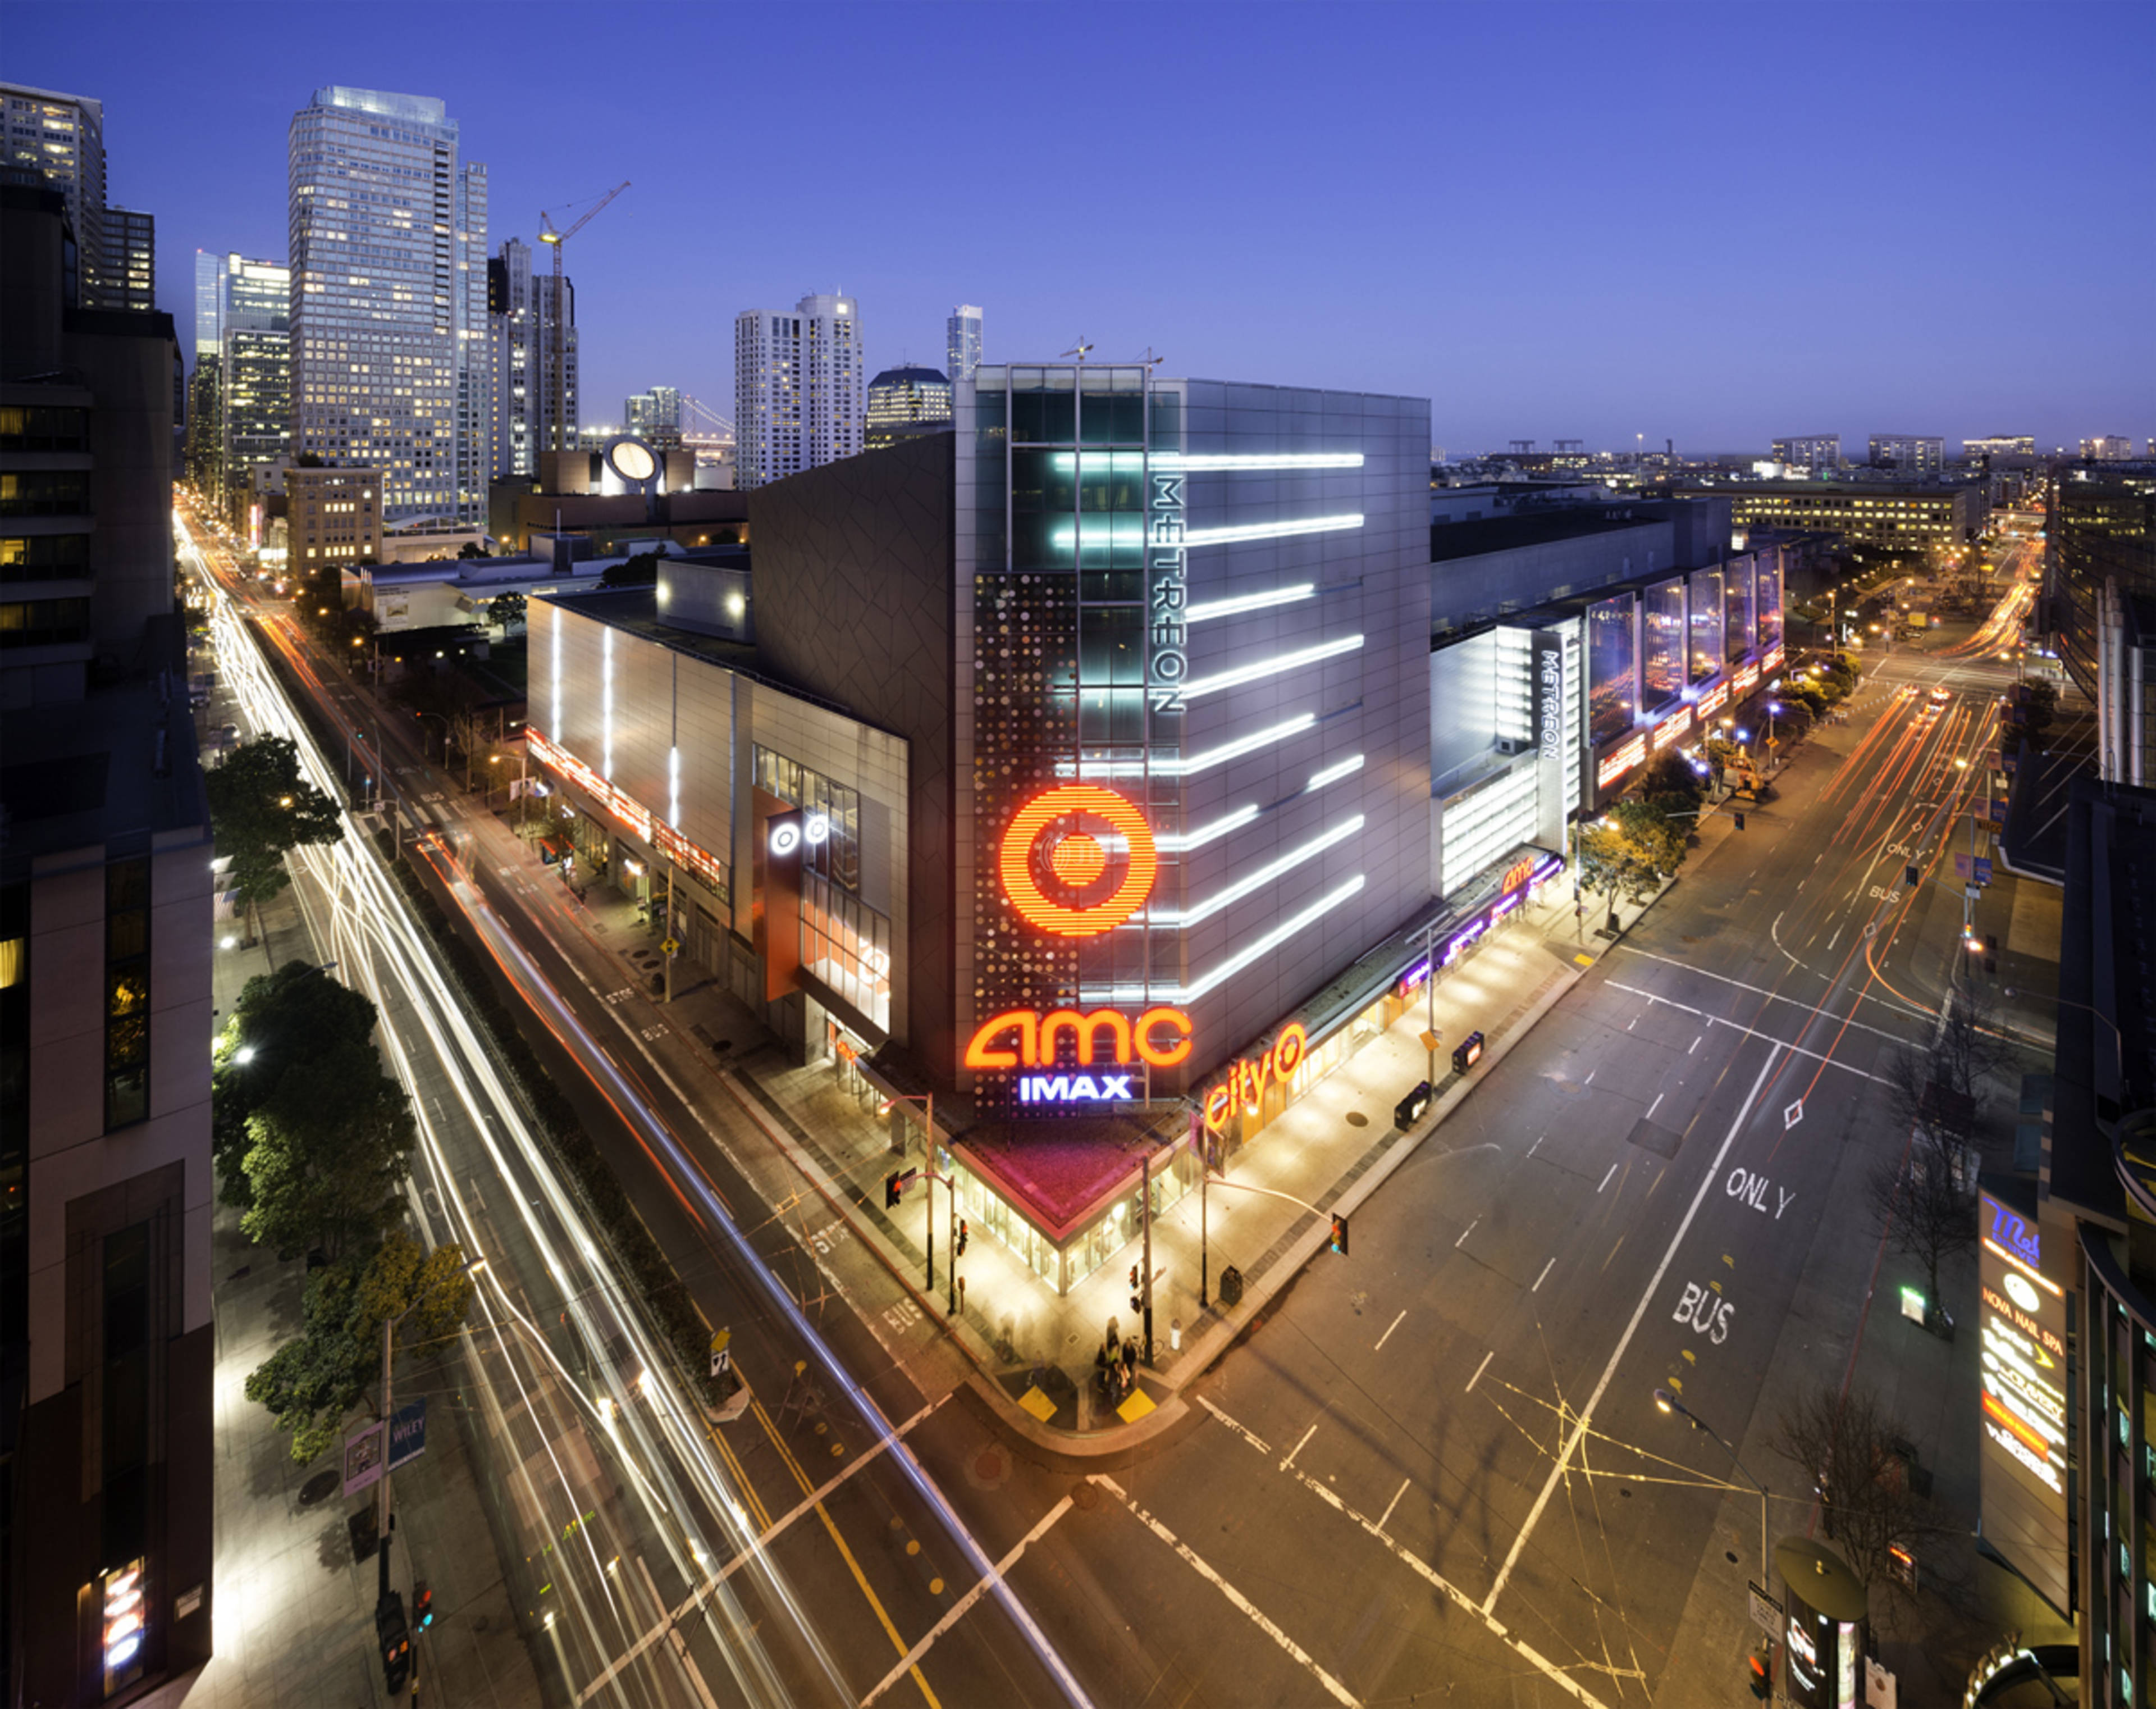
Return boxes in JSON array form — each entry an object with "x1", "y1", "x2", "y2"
[
  {"x1": 1451, "y1": 1032, "x2": 1486, "y2": 1075},
  {"x1": 1218, "y1": 1265, "x2": 1244, "y2": 1308},
  {"x1": 1394, "y1": 1081, "x2": 1433, "y2": 1127}
]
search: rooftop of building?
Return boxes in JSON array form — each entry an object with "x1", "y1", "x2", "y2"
[
  {"x1": 1428, "y1": 504, "x2": 1678, "y2": 563},
  {"x1": 868, "y1": 366, "x2": 949, "y2": 389},
  {"x1": 0, "y1": 614, "x2": 208, "y2": 877},
  {"x1": 1668, "y1": 476, "x2": 1981, "y2": 496}
]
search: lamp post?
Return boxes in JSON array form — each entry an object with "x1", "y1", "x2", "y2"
[
  {"x1": 412, "y1": 709, "x2": 449, "y2": 764},
  {"x1": 378, "y1": 1255, "x2": 487, "y2": 1599},
  {"x1": 1654, "y1": 1387, "x2": 1770, "y2": 1582},
  {"x1": 2005, "y1": 987, "x2": 2126, "y2": 1090},
  {"x1": 885, "y1": 1092, "x2": 955, "y2": 1317}
]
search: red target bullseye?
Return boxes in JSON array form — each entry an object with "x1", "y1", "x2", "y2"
[{"x1": 999, "y1": 785, "x2": 1158, "y2": 938}]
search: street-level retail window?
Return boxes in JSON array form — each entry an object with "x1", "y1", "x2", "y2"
[
  {"x1": 800, "y1": 871, "x2": 890, "y2": 1031},
  {"x1": 944, "y1": 1154, "x2": 1061, "y2": 1290}
]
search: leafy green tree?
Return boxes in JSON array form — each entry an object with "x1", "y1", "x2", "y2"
[
  {"x1": 213, "y1": 961, "x2": 381, "y2": 1210},
  {"x1": 240, "y1": 1036, "x2": 415, "y2": 1263},
  {"x1": 245, "y1": 1232, "x2": 478, "y2": 1464},
  {"x1": 599, "y1": 549, "x2": 664, "y2": 588},
  {"x1": 1637, "y1": 750, "x2": 1704, "y2": 818},
  {"x1": 1572, "y1": 800, "x2": 1688, "y2": 908},
  {"x1": 487, "y1": 590, "x2": 526, "y2": 631},
  {"x1": 458, "y1": 539, "x2": 490, "y2": 559},
  {"x1": 204, "y1": 736, "x2": 342, "y2": 941}
]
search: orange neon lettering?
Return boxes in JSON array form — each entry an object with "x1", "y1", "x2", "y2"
[
  {"x1": 1204, "y1": 1085, "x2": 1234, "y2": 1132},
  {"x1": 1038, "y1": 1009, "x2": 1131, "y2": 1067},
  {"x1": 999, "y1": 783, "x2": 1159, "y2": 938},
  {"x1": 1135, "y1": 1007, "x2": 1194, "y2": 1068},
  {"x1": 1205, "y1": 1022, "x2": 1312, "y2": 1132},
  {"x1": 1275, "y1": 1023, "x2": 1308, "y2": 1078},
  {"x1": 963, "y1": 1010, "x2": 1039, "y2": 1070}
]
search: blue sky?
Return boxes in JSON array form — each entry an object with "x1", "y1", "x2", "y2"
[{"x1": 11, "y1": 0, "x2": 2152, "y2": 455}]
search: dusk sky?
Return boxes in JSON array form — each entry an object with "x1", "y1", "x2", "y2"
[{"x1": 10, "y1": 0, "x2": 2151, "y2": 456}]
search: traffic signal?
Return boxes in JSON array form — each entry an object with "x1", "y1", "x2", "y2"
[
  {"x1": 1905, "y1": 864, "x2": 1920, "y2": 887},
  {"x1": 376, "y1": 1592, "x2": 412, "y2": 1693},
  {"x1": 1733, "y1": 812, "x2": 1746, "y2": 831},
  {"x1": 885, "y1": 1171, "x2": 903, "y2": 1208},
  {"x1": 1129, "y1": 1263, "x2": 1141, "y2": 1314},
  {"x1": 1329, "y1": 1214, "x2": 1350, "y2": 1256},
  {"x1": 1746, "y1": 1648, "x2": 1771, "y2": 1699},
  {"x1": 413, "y1": 1582, "x2": 434, "y2": 1633},
  {"x1": 956, "y1": 1219, "x2": 969, "y2": 1257}
]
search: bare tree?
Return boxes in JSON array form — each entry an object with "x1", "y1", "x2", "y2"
[
  {"x1": 1771, "y1": 1382, "x2": 1933, "y2": 1599},
  {"x1": 1865, "y1": 1120, "x2": 1979, "y2": 1320}
]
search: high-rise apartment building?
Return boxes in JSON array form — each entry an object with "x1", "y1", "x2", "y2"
[
  {"x1": 2083, "y1": 435, "x2": 2135, "y2": 462},
  {"x1": 1, "y1": 82, "x2": 106, "y2": 307},
  {"x1": 289, "y1": 87, "x2": 488, "y2": 528},
  {"x1": 193, "y1": 249, "x2": 224, "y2": 364},
  {"x1": 625, "y1": 385, "x2": 682, "y2": 445},
  {"x1": 487, "y1": 236, "x2": 574, "y2": 480},
  {"x1": 733, "y1": 293, "x2": 862, "y2": 489},
  {"x1": 947, "y1": 304, "x2": 983, "y2": 386},
  {"x1": 219, "y1": 256, "x2": 289, "y2": 519},
  {"x1": 1770, "y1": 434, "x2": 1839, "y2": 473},
  {"x1": 1965, "y1": 434, "x2": 2036, "y2": 459},
  {"x1": 2, "y1": 177, "x2": 215, "y2": 1706},
  {"x1": 865, "y1": 365, "x2": 952, "y2": 449},
  {"x1": 1867, "y1": 433, "x2": 1945, "y2": 472},
  {"x1": 101, "y1": 206, "x2": 154, "y2": 312},
  {"x1": 184, "y1": 354, "x2": 222, "y2": 496}
]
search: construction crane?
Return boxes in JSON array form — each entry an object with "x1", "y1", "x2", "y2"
[{"x1": 537, "y1": 180, "x2": 630, "y2": 452}]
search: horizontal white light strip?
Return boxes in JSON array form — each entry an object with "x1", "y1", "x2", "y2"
[
  {"x1": 1146, "y1": 815, "x2": 1364, "y2": 927},
  {"x1": 1186, "y1": 584, "x2": 1315, "y2": 623},
  {"x1": 1305, "y1": 753, "x2": 1365, "y2": 792},
  {"x1": 1094, "y1": 876, "x2": 1368, "y2": 1005},
  {"x1": 1157, "y1": 453, "x2": 1365, "y2": 471},
  {"x1": 1157, "y1": 804, "x2": 1259, "y2": 852},
  {"x1": 1181, "y1": 635, "x2": 1364, "y2": 701},
  {"x1": 1056, "y1": 713, "x2": 1317, "y2": 779},
  {"x1": 1184, "y1": 514, "x2": 1364, "y2": 548}
]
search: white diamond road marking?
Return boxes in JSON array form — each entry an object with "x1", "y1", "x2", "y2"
[{"x1": 1783, "y1": 1099, "x2": 1805, "y2": 1131}]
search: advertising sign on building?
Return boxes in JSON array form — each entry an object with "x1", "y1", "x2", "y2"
[{"x1": 1976, "y1": 1186, "x2": 2071, "y2": 1613}]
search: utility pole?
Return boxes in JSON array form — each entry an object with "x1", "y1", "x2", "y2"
[
  {"x1": 663, "y1": 858, "x2": 675, "y2": 1004},
  {"x1": 1140, "y1": 1150, "x2": 1154, "y2": 1364}
]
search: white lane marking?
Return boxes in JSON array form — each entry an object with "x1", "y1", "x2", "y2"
[
  {"x1": 1528, "y1": 1132, "x2": 1543, "y2": 1155},
  {"x1": 1091, "y1": 1474, "x2": 1361, "y2": 1707},
  {"x1": 1281, "y1": 1421, "x2": 1319, "y2": 1471},
  {"x1": 1604, "y1": 983, "x2": 1890, "y2": 1084},
  {"x1": 1646, "y1": 1092, "x2": 1664, "y2": 1120},
  {"x1": 1583, "y1": 1072, "x2": 1595, "y2": 1086},
  {"x1": 1377, "y1": 1476, "x2": 1412, "y2": 1533},
  {"x1": 860, "y1": 1496, "x2": 1074, "y2": 1707},
  {"x1": 1456, "y1": 1218, "x2": 1478, "y2": 1249},
  {"x1": 1689, "y1": 1034, "x2": 1701, "y2": 1054},
  {"x1": 1190, "y1": 1431, "x2": 1623, "y2": 1705},
  {"x1": 1597, "y1": 1162, "x2": 1618, "y2": 1193},
  {"x1": 1614, "y1": 943, "x2": 1929, "y2": 1030},
  {"x1": 1480, "y1": 1046, "x2": 1784, "y2": 1617},
  {"x1": 1532, "y1": 1256, "x2": 1555, "y2": 1292},
  {"x1": 1827, "y1": 924, "x2": 1843, "y2": 951},
  {"x1": 1196, "y1": 1395, "x2": 1271, "y2": 1453},
  {"x1": 1466, "y1": 1350, "x2": 1494, "y2": 1392},
  {"x1": 633, "y1": 1555, "x2": 721, "y2": 1709},
  {"x1": 1374, "y1": 1309, "x2": 1407, "y2": 1352},
  {"x1": 577, "y1": 1391, "x2": 956, "y2": 1703}
]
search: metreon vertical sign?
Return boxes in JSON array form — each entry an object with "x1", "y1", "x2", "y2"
[{"x1": 1976, "y1": 1187, "x2": 2070, "y2": 1615}]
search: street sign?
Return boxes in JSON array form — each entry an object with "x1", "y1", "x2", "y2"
[
  {"x1": 1418, "y1": 1029, "x2": 1443, "y2": 1053},
  {"x1": 1747, "y1": 1581, "x2": 1783, "y2": 1634},
  {"x1": 661, "y1": 937, "x2": 680, "y2": 956},
  {"x1": 709, "y1": 1328, "x2": 732, "y2": 1378},
  {"x1": 386, "y1": 1398, "x2": 427, "y2": 1471}
]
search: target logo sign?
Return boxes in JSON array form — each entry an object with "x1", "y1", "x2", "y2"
[{"x1": 999, "y1": 783, "x2": 1158, "y2": 938}]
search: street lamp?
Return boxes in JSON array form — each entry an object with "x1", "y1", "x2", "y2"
[
  {"x1": 1654, "y1": 1387, "x2": 1770, "y2": 1580},
  {"x1": 2006, "y1": 987, "x2": 2126, "y2": 1090}
]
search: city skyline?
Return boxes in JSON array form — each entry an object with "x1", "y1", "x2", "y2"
[{"x1": 6, "y1": 0, "x2": 2149, "y2": 455}]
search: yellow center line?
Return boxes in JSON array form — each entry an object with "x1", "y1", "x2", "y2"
[{"x1": 744, "y1": 1393, "x2": 941, "y2": 1709}]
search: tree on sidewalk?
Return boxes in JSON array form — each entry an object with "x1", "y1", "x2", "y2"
[
  {"x1": 1771, "y1": 1382, "x2": 1934, "y2": 1602},
  {"x1": 1573, "y1": 799, "x2": 1689, "y2": 909},
  {"x1": 245, "y1": 1231, "x2": 478, "y2": 1463},
  {"x1": 204, "y1": 735, "x2": 342, "y2": 942},
  {"x1": 486, "y1": 590, "x2": 526, "y2": 632},
  {"x1": 212, "y1": 961, "x2": 381, "y2": 1211},
  {"x1": 240, "y1": 1036, "x2": 417, "y2": 1263}
]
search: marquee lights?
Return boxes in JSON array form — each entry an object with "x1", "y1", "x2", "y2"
[
  {"x1": 1061, "y1": 713, "x2": 1318, "y2": 779},
  {"x1": 1180, "y1": 635, "x2": 1364, "y2": 702},
  {"x1": 1597, "y1": 732, "x2": 1648, "y2": 789},
  {"x1": 1157, "y1": 452, "x2": 1365, "y2": 471},
  {"x1": 1694, "y1": 681, "x2": 1730, "y2": 719},
  {"x1": 1305, "y1": 753, "x2": 1364, "y2": 792},
  {"x1": 1158, "y1": 804, "x2": 1258, "y2": 852},
  {"x1": 1098, "y1": 875, "x2": 1368, "y2": 1005},
  {"x1": 1000, "y1": 783, "x2": 1159, "y2": 937},
  {"x1": 1150, "y1": 815, "x2": 1364, "y2": 927},
  {"x1": 1186, "y1": 584, "x2": 1315, "y2": 623},
  {"x1": 1203, "y1": 1023, "x2": 1309, "y2": 1132},
  {"x1": 964, "y1": 1006, "x2": 1194, "y2": 1070}
]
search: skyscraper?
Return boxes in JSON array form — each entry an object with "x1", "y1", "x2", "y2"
[
  {"x1": 101, "y1": 205, "x2": 154, "y2": 312},
  {"x1": 193, "y1": 249, "x2": 225, "y2": 364},
  {"x1": 1, "y1": 81, "x2": 106, "y2": 307},
  {"x1": 487, "y1": 236, "x2": 574, "y2": 480},
  {"x1": 220, "y1": 256, "x2": 290, "y2": 519},
  {"x1": 947, "y1": 304, "x2": 983, "y2": 386},
  {"x1": 288, "y1": 86, "x2": 488, "y2": 528},
  {"x1": 865, "y1": 365, "x2": 952, "y2": 449},
  {"x1": 733, "y1": 293, "x2": 862, "y2": 489},
  {"x1": 625, "y1": 385, "x2": 682, "y2": 445}
]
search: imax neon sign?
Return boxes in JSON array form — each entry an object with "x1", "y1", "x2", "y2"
[{"x1": 1017, "y1": 1072, "x2": 1136, "y2": 1105}]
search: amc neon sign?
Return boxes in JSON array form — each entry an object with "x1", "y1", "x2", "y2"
[
  {"x1": 1203, "y1": 1023, "x2": 1308, "y2": 1133},
  {"x1": 964, "y1": 1006, "x2": 1193, "y2": 1070}
]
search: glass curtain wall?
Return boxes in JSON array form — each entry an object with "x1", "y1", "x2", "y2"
[
  {"x1": 1756, "y1": 555, "x2": 1783, "y2": 655},
  {"x1": 1641, "y1": 578, "x2": 1685, "y2": 712},
  {"x1": 1724, "y1": 557, "x2": 1755, "y2": 663},
  {"x1": 1586, "y1": 591, "x2": 1637, "y2": 745},
  {"x1": 1688, "y1": 568, "x2": 1723, "y2": 682}
]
